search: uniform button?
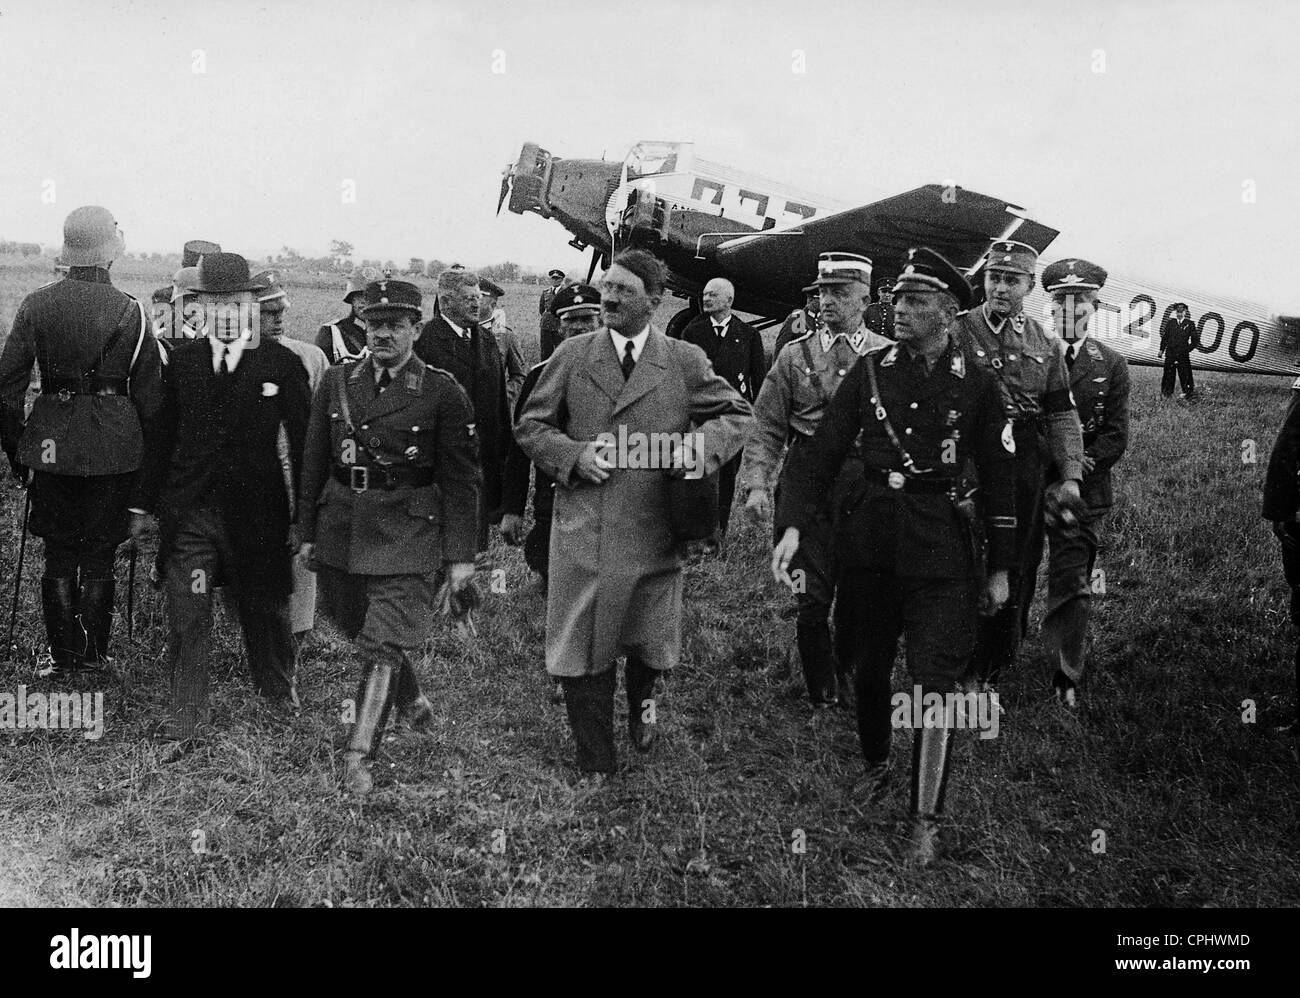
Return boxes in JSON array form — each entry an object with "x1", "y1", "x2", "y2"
[
  {"x1": 1008, "y1": 353, "x2": 1017, "y2": 360},
  {"x1": 837, "y1": 369, "x2": 846, "y2": 376},
  {"x1": 904, "y1": 427, "x2": 913, "y2": 435},
  {"x1": 370, "y1": 436, "x2": 381, "y2": 447},
  {"x1": 361, "y1": 424, "x2": 369, "y2": 430},
  {"x1": 909, "y1": 402, "x2": 918, "y2": 409}
]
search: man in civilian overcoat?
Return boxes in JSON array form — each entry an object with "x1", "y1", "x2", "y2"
[{"x1": 516, "y1": 250, "x2": 752, "y2": 782}]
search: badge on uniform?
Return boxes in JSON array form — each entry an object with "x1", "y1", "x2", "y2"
[
  {"x1": 950, "y1": 353, "x2": 965, "y2": 378},
  {"x1": 261, "y1": 382, "x2": 279, "y2": 397},
  {"x1": 887, "y1": 471, "x2": 905, "y2": 489},
  {"x1": 945, "y1": 409, "x2": 959, "y2": 426},
  {"x1": 1001, "y1": 423, "x2": 1016, "y2": 454},
  {"x1": 467, "y1": 423, "x2": 476, "y2": 437}
]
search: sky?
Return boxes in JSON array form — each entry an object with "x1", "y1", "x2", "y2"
[{"x1": 2, "y1": 0, "x2": 1299, "y2": 308}]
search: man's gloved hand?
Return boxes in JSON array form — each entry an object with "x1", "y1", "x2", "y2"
[{"x1": 1046, "y1": 479, "x2": 1087, "y2": 528}]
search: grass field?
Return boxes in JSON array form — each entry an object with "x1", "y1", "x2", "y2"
[{"x1": 0, "y1": 258, "x2": 1297, "y2": 908}]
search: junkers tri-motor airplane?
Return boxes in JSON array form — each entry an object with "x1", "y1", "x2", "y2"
[{"x1": 499, "y1": 140, "x2": 1300, "y2": 375}]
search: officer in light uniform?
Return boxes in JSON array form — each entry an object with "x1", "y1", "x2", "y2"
[
  {"x1": 771, "y1": 284, "x2": 821, "y2": 361},
  {"x1": 740, "y1": 252, "x2": 892, "y2": 708},
  {"x1": 775, "y1": 248, "x2": 1016, "y2": 864},
  {"x1": 954, "y1": 239, "x2": 1086, "y2": 691},
  {"x1": 297, "y1": 279, "x2": 480, "y2": 795}
]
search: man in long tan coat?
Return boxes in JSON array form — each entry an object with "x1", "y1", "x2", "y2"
[{"x1": 516, "y1": 250, "x2": 752, "y2": 781}]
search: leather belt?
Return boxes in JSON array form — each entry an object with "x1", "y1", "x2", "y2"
[
  {"x1": 41, "y1": 375, "x2": 129, "y2": 401},
  {"x1": 333, "y1": 464, "x2": 435, "y2": 492},
  {"x1": 865, "y1": 467, "x2": 957, "y2": 494}
]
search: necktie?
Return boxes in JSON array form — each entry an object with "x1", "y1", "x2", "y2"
[
  {"x1": 715, "y1": 323, "x2": 726, "y2": 339},
  {"x1": 377, "y1": 369, "x2": 392, "y2": 391},
  {"x1": 1066, "y1": 344, "x2": 1077, "y2": 370},
  {"x1": 219, "y1": 349, "x2": 231, "y2": 376},
  {"x1": 621, "y1": 340, "x2": 636, "y2": 381}
]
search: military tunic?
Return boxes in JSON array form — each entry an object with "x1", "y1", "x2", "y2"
[
  {"x1": 955, "y1": 303, "x2": 1084, "y2": 683},
  {"x1": 739, "y1": 324, "x2": 890, "y2": 703},
  {"x1": 1035, "y1": 335, "x2": 1130, "y2": 683},
  {"x1": 779, "y1": 336, "x2": 1016, "y2": 761},
  {"x1": 314, "y1": 314, "x2": 370, "y2": 365},
  {"x1": 0, "y1": 268, "x2": 163, "y2": 563}
]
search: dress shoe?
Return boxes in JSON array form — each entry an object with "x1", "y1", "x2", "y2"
[
  {"x1": 910, "y1": 816, "x2": 941, "y2": 866},
  {"x1": 401, "y1": 695, "x2": 436, "y2": 731},
  {"x1": 342, "y1": 751, "x2": 373, "y2": 796},
  {"x1": 1051, "y1": 670, "x2": 1078, "y2": 709}
]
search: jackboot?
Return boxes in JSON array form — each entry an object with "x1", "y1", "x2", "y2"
[
  {"x1": 909, "y1": 722, "x2": 954, "y2": 866},
  {"x1": 79, "y1": 578, "x2": 116, "y2": 666},
  {"x1": 40, "y1": 577, "x2": 82, "y2": 675},
  {"x1": 343, "y1": 659, "x2": 395, "y2": 796},
  {"x1": 626, "y1": 657, "x2": 659, "y2": 752}
]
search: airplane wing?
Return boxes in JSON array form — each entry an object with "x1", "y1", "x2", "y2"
[{"x1": 711, "y1": 184, "x2": 1059, "y2": 313}]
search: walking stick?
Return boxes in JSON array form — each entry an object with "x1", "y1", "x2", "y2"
[
  {"x1": 126, "y1": 542, "x2": 136, "y2": 642},
  {"x1": 7, "y1": 488, "x2": 32, "y2": 654}
]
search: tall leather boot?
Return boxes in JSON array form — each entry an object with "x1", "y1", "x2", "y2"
[
  {"x1": 909, "y1": 722, "x2": 954, "y2": 866},
  {"x1": 343, "y1": 659, "x2": 395, "y2": 796},
  {"x1": 562, "y1": 669, "x2": 617, "y2": 774},
  {"x1": 79, "y1": 579, "x2": 116, "y2": 666},
  {"x1": 40, "y1": 577, "x2": 83, "y2": 675}
]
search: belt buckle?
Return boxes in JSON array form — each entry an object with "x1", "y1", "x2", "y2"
[
  {"x1": 56, "y1": 388, "x2": 73, "y2": 404},
  {"x1": 887, "y1": 471, "x2": 905, "y2": 490},
  {"x1": 349, "y1": 465, "x2": 369, "y2": 493}
]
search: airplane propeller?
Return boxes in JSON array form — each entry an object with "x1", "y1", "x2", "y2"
[{"x1": 496, "y1": 164, "x2": 513, "y2": 216}]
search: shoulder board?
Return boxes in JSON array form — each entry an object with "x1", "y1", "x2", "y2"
[
  {"x1": 789, "y1": 328, "x2": 816, "y2": 344},
  {"x1": 527, "y1": 359, "x2": 549, "y2": 375}
]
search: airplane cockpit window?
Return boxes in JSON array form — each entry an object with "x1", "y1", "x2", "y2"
[{"x1": 626, "y1": 141, "x2": 686, "y2": 179}]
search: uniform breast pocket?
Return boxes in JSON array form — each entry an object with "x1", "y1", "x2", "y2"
[
  {"x1": 406, "y1": 485, "x2": 443, "y2": 523},
  {"x1": 1019, "y1": 352, "x2": 1050, "y2": 396}
]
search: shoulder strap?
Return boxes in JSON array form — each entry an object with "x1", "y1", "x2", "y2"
[
  {"x1": 863, "y1": 352, "x2": 930, "y2": 476},
  {"x1": 798, "y1": 334, "x2": 825, "y2": 399}
]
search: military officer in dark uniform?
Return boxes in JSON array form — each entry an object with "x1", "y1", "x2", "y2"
[
  {"x1": 1262, "y1": 375, "x2": 1300, "y2": 740},
  {"x1": 865, "y1": 284, "x2": 896, "y2": 340},
  {"x1": 676, "y1": 278, "x2": 768, "y2": 538},
  {"x1": 772, "y1": 284, "x2": 821, "y2": 361},
  {"x1": 0, "y1": 205, "x2": 163, "y2": 675},
  {"x1": 501, "y1": 283, "x2": 601, "y2": 585},
  {"x1": 314, "y1": 268, "x2": 372, "y2": 365},
  {"x1": 414, "y1": 268, "x2": 510, "y2": 553},
  {"x1": 740, "y1": 252, "x2": 891, "y2": 708},
  {"x1": 775, "y1": 248, "x2": 1016, "y2": 864},
  {"x1": 538, "y1": 268, "x2": 566, "y2": 361},
  {"x1": 1159, "y1": 302, "x2": 1197, "y2": 399},
  {"x1": 1031, "y1": 259, "x2": 1130, "y2": 707},
  {"x1": 955, "y1": 239, "x2": 1086, "y2": 691},
  {"x1": 298, "y1": 279, "x2": 481, "y2": 795}
]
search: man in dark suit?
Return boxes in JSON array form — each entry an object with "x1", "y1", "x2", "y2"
[
  {"x1": 1033, "y1": 259, "x2": 1130, "y2": 708},
  {"x1": 538, "y1": 268, "x2": 566, "y2": 361},
  {"x1": 138, "y1": 253, "x2": 311, "y2": 743},
  {"x1": 0, "y1": 205, "x2": 162, "y2": 675},
  {"x1": 298, "y1": 279, "x2": 481, "y2": 795},
  {"x1": 1159, "y1": 302, "x2": 1197, "y2": 399},
  {"x1": 676, "y1": 278, "x2": 768, "y2": 538},
  {"x1": 314, "y1": 269, "x2": 372, "y2": 365},
  {"x1": 414, "y1": 268, "x2": 510, "y2": 553}
]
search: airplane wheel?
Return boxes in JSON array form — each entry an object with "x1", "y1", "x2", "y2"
[{"x1": 665, "y1": 305, "x2": 698, "y2": 339}]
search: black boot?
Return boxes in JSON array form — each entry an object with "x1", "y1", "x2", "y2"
[
  {"x1": 626, "y1": 657, "x2": 658, "y2": 752},
  {"x1": 79, "y1": 579, "x2": 116, "y2": 666},
  {"x1": 796, "y1": 611, "x2": 838, "y2": 707},
  {"x1": 343, "y1": 658, "x2": 396, "y2": 796},
  {"x1": 40, "y1": 577, "x2": 82, "y2": 675},
  {"x1": 909, "y1": 723, "x2": 954, "y2": 866}
]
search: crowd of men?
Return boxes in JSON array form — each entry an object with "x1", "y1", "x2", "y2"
[{"x1": 5, "y1": 202, "x2": 1294, "y2": 866}]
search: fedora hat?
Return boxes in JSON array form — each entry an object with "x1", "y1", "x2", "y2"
[
  {"x1": 190, "y1": 253, "x2": 262, "y2": 294},
  {"x1": 61, "y1": 206, "x2": 125, "y2": 267}
]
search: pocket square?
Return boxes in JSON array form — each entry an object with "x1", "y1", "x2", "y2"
[{"x1": 261, "y1": 382, "x2": 279, "y2": 397}]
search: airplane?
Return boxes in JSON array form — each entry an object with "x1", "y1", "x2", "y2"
[{"x1": 499, "y1": 140, "x2": 1300, "y2": 375}]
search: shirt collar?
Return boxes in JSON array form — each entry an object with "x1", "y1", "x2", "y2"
[
  {"x1": 444, "y1": 316, "x2": 468, "y2": 339},
  {"x1": 820, "y1": 324, "x2": 868, "y2": 355},
  {"x1": 609, "y1": 324, "x2": 651, "y2": 361},
  {"x1": 210, "y1": 335, "x2": 250, "y2": 371}
]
